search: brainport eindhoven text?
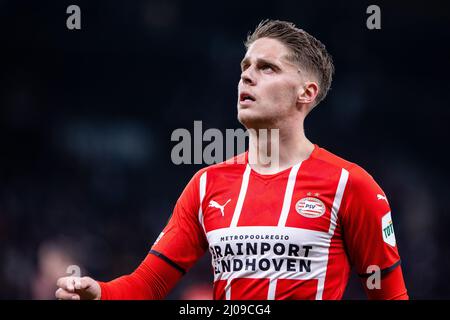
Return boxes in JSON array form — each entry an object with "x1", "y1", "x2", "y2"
[{"x1": 209, "y1": 240, "x2": 314, "y2": 274}]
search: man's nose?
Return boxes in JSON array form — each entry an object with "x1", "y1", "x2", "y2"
[{"x1": 240, "y1": 67, "x2": 256, "y2": 85}]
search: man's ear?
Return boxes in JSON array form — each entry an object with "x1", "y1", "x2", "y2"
[{"x1": 297, "y1": 81, "x2": 319, "y2": 106}]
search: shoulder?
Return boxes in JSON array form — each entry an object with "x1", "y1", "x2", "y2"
[
  {"x1": 314, "y1": 146, "x2": 390, "y2": 219},
  {"x1": 313, "y1": 145, "x2": 378, "y2": 189},
  {"x1": 312, "y1": 145, "x2": 357, "y2": 172}
]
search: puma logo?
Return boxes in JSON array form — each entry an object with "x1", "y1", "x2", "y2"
[
  {"x1": 208, "y1": 199, "x2": 231, "y2": 217},
  {"x1": 377, "y1": 194, "x2": 388, "y2": 203}
]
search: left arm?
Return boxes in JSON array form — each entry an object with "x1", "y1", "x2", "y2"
[{"x1": 340, "y1": 165, "x2": 408, "y2": 300}]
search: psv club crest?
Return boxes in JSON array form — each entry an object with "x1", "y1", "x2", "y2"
[{"x1": 295, "y1": 197, "x2": 326, "y2": 218}]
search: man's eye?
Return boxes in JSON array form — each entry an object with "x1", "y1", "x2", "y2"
[{"x1": 261, "y1": 64, "x2": 274, "y2": 72}]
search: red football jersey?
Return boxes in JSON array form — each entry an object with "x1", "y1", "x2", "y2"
[{"x1": 151, "y1": 144, "x2": 403, "y2": 300}]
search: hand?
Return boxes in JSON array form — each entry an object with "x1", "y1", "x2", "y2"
[{"x1": 55, "y1": 276, "x2": 101, "y2": 300}]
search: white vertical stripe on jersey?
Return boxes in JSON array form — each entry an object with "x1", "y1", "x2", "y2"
[
  {"x1": 225, "y1": 278, "x2": 232, "y2": 300},
  {"x1": 315, "y1": 278, "x2": 326, "y2": 300},
  {"x1": 277, "y1": 163, "x2": 302, "y2": 227},
  {"x1": 316, "y1": 168, "x2": 349, "y2": 300},
  {"x1": 267, "y1": 279, "x2": 277, "y2": 300},
  {"x1": 230, "y1": 164, "x2": 251, "y2": 228},
  {"x1": 328, "y1": 168, "x2": 349, "y2": 235},
  {"x1": 198, "y1": 171, "x2": 207, "y2": 233}
]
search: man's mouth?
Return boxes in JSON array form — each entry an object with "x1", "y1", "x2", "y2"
[{"x1": 239, "y1": 92, "x2": 256, "y2": 104}]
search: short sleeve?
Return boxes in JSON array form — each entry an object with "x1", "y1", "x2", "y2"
[
  {"x1": 150, "y1": 170, "x2": 208, "y2": 273},
  {"x1": 340, "y1": 165, "x2": 401, "y2": 276}
]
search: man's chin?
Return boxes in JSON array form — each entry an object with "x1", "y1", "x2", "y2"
[
  {"x1": 237, "y1": 111, "x2": 271, "y2": 130},
  {"x1": 237, "y1": 110, "x2": 254, "y2": 128}
]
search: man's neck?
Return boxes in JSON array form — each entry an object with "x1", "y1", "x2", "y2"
[{"x1": 247, "y1": 123, "x2": 314, "y2": 175}]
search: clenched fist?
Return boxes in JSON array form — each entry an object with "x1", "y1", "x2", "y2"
[{"x1": 55, "y1": 276, "x2": 101, "y2": 300}]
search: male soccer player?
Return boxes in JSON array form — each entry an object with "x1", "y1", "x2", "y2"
[{"x1": 55, "y1": 20, "x2": 408, "y2": 300}]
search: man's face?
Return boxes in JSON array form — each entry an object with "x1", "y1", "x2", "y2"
[{"x1": 237, "y1": 37, "x2": 304, "y2": 129}]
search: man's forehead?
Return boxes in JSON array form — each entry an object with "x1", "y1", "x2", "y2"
[{"x1": 242, "y1": 38, "x2": 296, "y2": 66}]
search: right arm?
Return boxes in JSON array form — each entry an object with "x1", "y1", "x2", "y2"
[
  {"x1": 56, "y1": 170, "x2": 209, "y2": 300},
  {"x1": 55, "y1": 253, "x2": 182, "y2": 300},
  {"x1": 97, "y1": 253, "x2": 184, "y2": 300}
]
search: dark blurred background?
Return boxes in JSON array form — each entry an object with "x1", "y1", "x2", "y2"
[{"x1": 1, "y1": 0, "x2": 449, "y2": 299}]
